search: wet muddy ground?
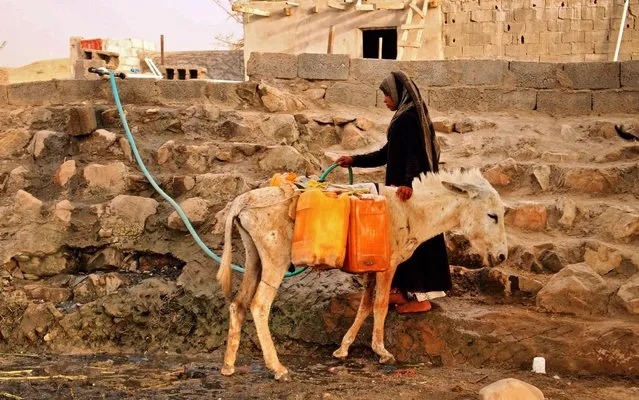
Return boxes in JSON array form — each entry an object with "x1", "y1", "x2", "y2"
[{"x1": 0, "y1": 351, "x2": 637, "y2": 400}]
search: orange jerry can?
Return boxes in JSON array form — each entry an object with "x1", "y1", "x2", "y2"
[
  {"x1": 291, "y1": 189, "x2": 350, "y2": 268},
  {"x1": 342, "y1": 195, "x2": 391, "y2": 274}
]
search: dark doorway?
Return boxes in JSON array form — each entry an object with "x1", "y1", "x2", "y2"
[{"x1": 362, "y1": 28, "x2": 397, "y2": 60}]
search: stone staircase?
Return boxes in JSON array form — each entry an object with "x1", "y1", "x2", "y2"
[{"x1": 0, "y1": 79, "x2": 637, "y2": 377}]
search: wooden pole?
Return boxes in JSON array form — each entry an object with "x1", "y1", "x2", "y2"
[
  {"x1": 160, "y1": 34, "x2": 165, "y2": 66},
  {"x1": 378, "y1": 37, "x2": 383, "y2": 59},
  {"x1": 327, "y1": 25, "x2": 335, "y2": 54}
]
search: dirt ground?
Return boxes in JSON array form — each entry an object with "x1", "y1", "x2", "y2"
[
  {"x1": 0, "y1": 352, "x2": 637, "y2": 400},
  {"x1": 5, "y1": 58, "x2": 71, "y2": 84}
]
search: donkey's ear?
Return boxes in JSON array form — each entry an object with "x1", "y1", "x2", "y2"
[{"x1": 442, "y1": 181, "x2": 480, "y2": 199}]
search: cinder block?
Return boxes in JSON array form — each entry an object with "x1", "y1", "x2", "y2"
[
  {"x1": 573, "y1": 20, "x2": 594, "y2": 31},
  {"x1": 582, "y1": 6, "x2": 606, "y2": 20},
  {"x1": 298, "y1": 53, "x2": 349, "y2": 81},
  {"x1": 592, "y1": 90, "x2": 639, "y2": 113},
  {"x1": 540, "y1": 32, "x2": 562, "y2": 43},
  {"x1": 584, "y1": 54, "x2": 608, "y2": 62},
  {"x1": 484, "y1": 88, "x2": 537, "y2": 110},
  {"x1": 547, "y1": 42, "x2": 571, "y2": 55},
  {"x1": 471, "y1": 9, "x2": 493, "y2": 22},
  {"x1": 468, "y1": 33, "x2": 492, "y2": 46},
  {"x1": 115, "y1": 79, "x2": 161, "y2": 105},
  {"x1": 325, "y1": 82, "x2": 378, "y2": 108},
  {"x1": 450, "y1": 60, "x2": 509, "y2": 86},
  {"x1": 561, "y1": 54, "x2": 586, "y2": 62},
  {"x1": 7, "y1": 81, "x2": 59, "y2": 106},
  {"x1": 593, "y1": 18, "x2": 610, "y2": 30},
  {"x1": 621, "y1": 61, "x2": 639, "y2": 87},
  {"x1": 130, "y1": 38, "x2": 144, "y2": 49},
  {"x1": 157, "y1": 80, "x2": 207, "y2": 103},
  {"x1": 548, "y1": 20, "x2": 571, "y2": 32},
  {"x1": 526, "y1": 43, "x2": 548, "y2": 56},
  {"x1": 206, "y1": 81, "x2": 242, "y2": 105},
  {"x1": 558, "y1": 6, "x2": 581, "y2": 20},
  {"x1": 350, "y1": 59, "x2": 456, "y2": 87},
  {"x1": 57, "y1": 80, "x2": 108, "y2": 104},
  {"x1": 513, "y1": 8, "x2": 536, "y2": 21},
  {"x1": 562, "y1": 31, "x2": 585, "y2": 43},
  {"x1": 461, "y1": 22, "x2": 483, "y2": 35},
  {"x1": 510, "y1": 61, "x2": 562, "y2": 89},
  {"x1": 428, "y1": 87, "x2": 485, "y2": 111},
  {"x1": 445, "y1": 12, "x2": 469, "y2": 23},
  {"x1": 539, "y1": 55, "x2": 563, "y2": 62},
  {"x1": 444, "y1": 46, "x2": 463, "y2": 58},
  {"x1": 247, "y1": 52, "x2": 298, "y2": 79},
  {"x1": 537, "y1": 90, "x2": 592, "y2": 115},
  {"x1": 505, "y1": 44, "x2": 527, "y2": 57},
  {"x1": 462, "y1": 45, "x2": 486, "y2": 57},
  {"x1": 584, "y1": 30, "x2": 609, "y2": 43},
  {"x1": 563, "y1": 62, "x2": 620, "y2": 89},
  {"x1": 571, "y1": 42, "x2": 595, "y2": 54}
]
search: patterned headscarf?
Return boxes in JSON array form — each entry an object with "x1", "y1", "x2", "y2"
[{"x1": 379, "y1": 71, "x2": 440, "y2": 173}]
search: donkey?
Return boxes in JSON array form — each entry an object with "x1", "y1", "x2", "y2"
[{"x1": 216, "y1": 168, "x2": 507, "y2": 380}]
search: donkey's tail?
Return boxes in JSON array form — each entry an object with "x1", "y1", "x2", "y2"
[{"x1": 216, "y1": 195, "x2": 247, "y2": 298}]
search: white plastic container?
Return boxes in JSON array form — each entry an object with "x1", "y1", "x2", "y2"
[{"x1": 532, "y1": 357, "x2": 546, "y2": 374}]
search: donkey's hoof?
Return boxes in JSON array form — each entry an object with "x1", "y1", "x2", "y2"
[
  {"x1": 221, "y1": 366, "x2": 235, "y2": 376},
  {"x1": 332, "y1": 348, "x2": 348, "y2": 359},
  {"x1": 275, "y1": 369, "x2": 291, "y2": 381},
  {"x1": 379, "y1": 354, "x2": 396, "y2": 365}
]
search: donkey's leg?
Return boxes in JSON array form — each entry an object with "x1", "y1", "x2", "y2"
[
  {"x1": 221, "y1": 225, "x2": 261, "y2": 376},
  {"x1": 371, "y1": 269, "x2": 396, "y2": 364},
  {"x1": 250, "y1": 236, "x2": 291, "y2": 380},
  {"x1": 333, "y1": 273, "x2": 375, "y2": 359}
]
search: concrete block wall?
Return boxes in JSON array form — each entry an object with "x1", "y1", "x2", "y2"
[
  {"x1": 151, "y1": 50, "x2": 244, "y2": 81},
  {"x1": 103, "y1": 38, "x2": 157, "y2": 72},
  {"x1": 442, "y1": 0, "x2": 639, "y2": 62},
  {"x1": 247, "y1": 52, "x2": 639, "y2": 115}
]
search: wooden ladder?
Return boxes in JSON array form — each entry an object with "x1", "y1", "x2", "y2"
[{"x1": 397, "y1": 0, "x2": 429, "y2": 60}]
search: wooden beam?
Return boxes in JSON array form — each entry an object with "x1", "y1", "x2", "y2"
[
  {"x1": 398, "y1": 41, "x2": 422, "y2": 48},
  {"x1": 401, "y1": 23, "x2": 426, "y2": 30},
  {"x1": 355, "y1": 0, "x2": 374, "y2": 10},
  {"x1": 409, "y1": 2, "x2": 425, "y2": 18},
  {"x1": 327, "y1": 0, "x2": 346, "y2": 10},
  {"x1": 231, "y1": 4, "x2": 270, "y2": 16},
  {"x1": 374, "y1": 2, "x2": 405, "y2": 10}
]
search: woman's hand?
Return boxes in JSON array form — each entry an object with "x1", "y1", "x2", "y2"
[
  {"x1": 336, "y1": 156, "x2": 353, "y2": 167},
  {"x1": 396, "y1": 186, "x2": 413, "y2": 201}
]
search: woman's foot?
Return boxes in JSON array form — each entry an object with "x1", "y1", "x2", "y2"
[
  {"x1": 395, "y1": 299, "x2": 432, "y2": 314},
  {"x1": 388, "y1": 288, "x2": 408, "y2": 305}
]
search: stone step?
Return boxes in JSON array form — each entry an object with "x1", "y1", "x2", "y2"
[
  {"x1": 479, "y1": 159, "x2": 639, "y2": 198},
  {"x1": 501, "y1": 196, "x2": 638, "y2": 247}
]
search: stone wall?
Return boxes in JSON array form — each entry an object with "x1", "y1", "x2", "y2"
[
  {"x1": 442, "y1": 0, "x2": 639, "y2": 62},
  {"x1": 247, "y1": 52, "x2": 639, "y2": 115},
  {"x1": 151, "y1": 50, "x2": 244, "y2": 81},
  {"x1": 2, "y1": 54, "x2": 638, "y2": 115}
]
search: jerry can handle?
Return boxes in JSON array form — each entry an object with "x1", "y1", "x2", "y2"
[{"x1": 319, "y1": 163, "x2": 353, "y2": 185}]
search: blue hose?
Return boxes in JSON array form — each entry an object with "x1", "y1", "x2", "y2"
[{"x1": 107, "y1": 72, "x2": 352, "y2": 278}]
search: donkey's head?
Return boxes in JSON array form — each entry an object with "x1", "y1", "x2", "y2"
[{"x1": 415, "y1": 169, "x2": 507, "y2": 267}]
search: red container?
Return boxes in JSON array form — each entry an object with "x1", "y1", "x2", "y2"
[
  {"x1": 341, "y1": 195, "x2": 391, "y2": 274},
  {"x1": 80, "y1": 39, "x2": 102, "y2": 50}
]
